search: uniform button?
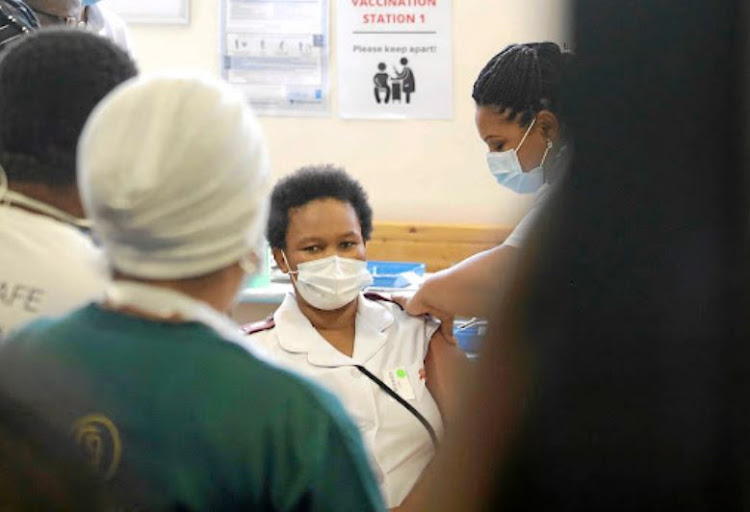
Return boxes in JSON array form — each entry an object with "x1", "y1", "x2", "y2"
[{"x1": 350, "y1": 368, "x2": 361, "y2": 378}]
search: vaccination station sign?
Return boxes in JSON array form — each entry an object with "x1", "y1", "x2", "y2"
[{"x1": 337, "y1": 0, "x2": 452, "y2": 119}]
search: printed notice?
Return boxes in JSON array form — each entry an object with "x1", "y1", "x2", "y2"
[
  {"x1": 221, "y1": 0, "x2": 330, "y2": 116},
  {"x1": 337, "y1": 0, "x2": 452, "y2": 119}
]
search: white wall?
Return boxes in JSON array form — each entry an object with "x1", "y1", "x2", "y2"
[{"x1": 124, "y1": 0, "x2": 571, "y2": 225}]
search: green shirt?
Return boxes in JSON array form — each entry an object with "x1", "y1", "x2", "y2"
[{"x1": 0, "y1": 304, "x2": 385, "y2": 511}]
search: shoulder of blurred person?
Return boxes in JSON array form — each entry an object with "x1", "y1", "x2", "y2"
[
  {"x1": 0, "y1": 300, "x2": 386, "y2": 510},
  {"x1": 0, "y1": 387, "x2": 118, "y2": 511},
  {"x1": 0, "y1": 206, "x2": 108, "y2": 337}
]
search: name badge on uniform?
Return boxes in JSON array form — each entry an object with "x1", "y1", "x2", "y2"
[{"x1": 383, "y1": 367, "x2": 415, "y2": 400}]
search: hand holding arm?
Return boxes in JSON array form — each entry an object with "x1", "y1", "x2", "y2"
[
  {"x1": 404, "y1": 245, "x2": 520, "y2": 319},
  {"x1": 391, "y1": 295, "x2": 456, "y2": 344}
]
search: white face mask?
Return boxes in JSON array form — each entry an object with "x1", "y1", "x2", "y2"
[
  {"x1": 283, "y1": 252, "x2": 373, "y2": 310},
  {"x1": 487, "y1": 117, "x2": 552, "y2": 194}
]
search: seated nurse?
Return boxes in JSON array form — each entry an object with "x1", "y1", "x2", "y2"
[{"x1": 244, "y1": 165, "x2": 464, "y2": 510}]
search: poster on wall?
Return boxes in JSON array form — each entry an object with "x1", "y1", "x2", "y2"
[
  {"x1": 106, "y1": 0, "x2": 189, "y2": 24},
  {"x1": 337, "y1": 0, "x2": 452, "y2": 120},
  {"x1": 220, "y1": 0, "x2": 330, "y2": 117}
]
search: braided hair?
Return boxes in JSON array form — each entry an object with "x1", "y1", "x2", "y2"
[
  {"x1": 0, "y1": 0, "x2": 39, "y2": 53},
  {"x1": 472, "y1": 42, "x2": 573, "y2": 127}
]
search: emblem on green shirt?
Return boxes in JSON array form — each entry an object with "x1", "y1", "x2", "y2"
[{"x1": 71, "y1": 413, "x2": 122, "y2": 480}]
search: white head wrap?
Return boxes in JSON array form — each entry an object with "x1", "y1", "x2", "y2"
[{"x1": 77, "y1": 73, "x2": 270, "y2": 279}]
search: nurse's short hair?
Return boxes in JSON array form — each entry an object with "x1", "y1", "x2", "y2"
[
  {"x1": 0, "y1": 29, "x2": 137, "y2": 186},
  {"x1": 472, "y1": 41, "x2": 573, "y2": 127},
  {"x1": 267, "y1": 165, "x2": 373, "y2": 249}
]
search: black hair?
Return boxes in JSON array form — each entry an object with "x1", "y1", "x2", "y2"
[
  {"x1": 472, "y1": 42, "x2": 573, "y2": 126},
  {"x1": 267, "y1": 165, "x2": 373, "y2": 249},
  {"x1": 0, "y1": 28, "x2": 137, "y2": 185}
]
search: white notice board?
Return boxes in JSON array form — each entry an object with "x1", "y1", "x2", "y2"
[
  {"x1": 338, "y1": 0, "x2": 452, "y2": 120},
  {"x1": 220, "y1": 0, "x2": 330, "y2": 117},
  {"x1": 106, "y1": 0, "x2": 190, "y2": 24}
]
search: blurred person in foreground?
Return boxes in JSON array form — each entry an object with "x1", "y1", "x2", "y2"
[
  {"x1": 415, "y1": 1, "x2": 750, "y2": 510},
  {"x1": 0, "y1": 29, "x2": 136, "y2": 336},
  {"x1": 0, "y1": 72, "x2": 384, "y2": 511}
]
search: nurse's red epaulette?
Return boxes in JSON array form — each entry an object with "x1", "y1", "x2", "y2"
[
  {"x1": 363, "y1": 292, "x2": 404, "y2": 311},
  {"x1": 242, "y1": 316, "x2": 275, "y2": 335}
]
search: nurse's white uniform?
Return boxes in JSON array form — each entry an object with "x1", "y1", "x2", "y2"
[{"x1": 244, "y1": 292, "x2": 444, "y2": 508}]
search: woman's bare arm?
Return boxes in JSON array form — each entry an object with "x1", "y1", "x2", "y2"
[
  {"x1": 406, "y1": 244, "x2": 519, "y2": 319},
  {"x1": 424, "y1": 329, "x2": 471, "y2": 424}
]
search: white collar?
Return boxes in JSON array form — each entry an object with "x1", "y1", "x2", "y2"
[
  {"x1": 274, "y1": 292, "x2": 394, "y2": 367},
  {"x1": 103, "y1": 281, "x2": 246, "y2": 345},
  {"x1": 2, "y1": 190, "x2": 92, "y2": 229}
]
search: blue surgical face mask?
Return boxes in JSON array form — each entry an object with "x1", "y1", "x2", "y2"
[
  {"x1": 487, "y1": 118, "x2": 552, "y2": 194},
  {"x1": 82, "y1": 0, "x2": 100, "y2": 5}
]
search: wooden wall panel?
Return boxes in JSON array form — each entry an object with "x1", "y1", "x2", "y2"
[{"x1": 367, "y1": 221, "x2": 513, "y2": 272}]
